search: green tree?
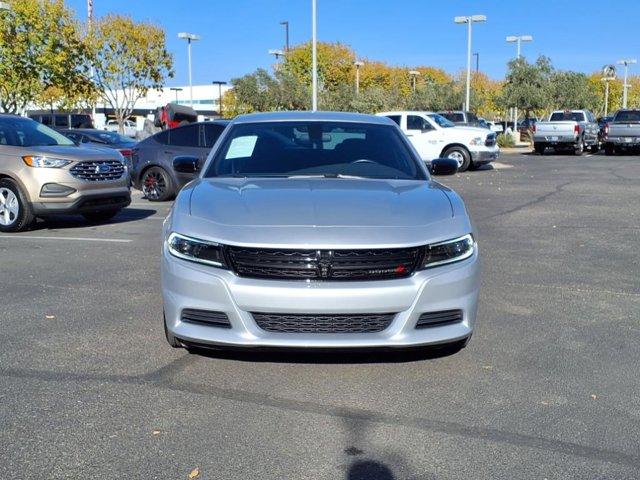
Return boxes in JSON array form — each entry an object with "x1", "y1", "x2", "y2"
[
  {"x1": 498, "y1": 56, "x2": 553, "y2": 118},
  {"x1": 229, "y1": 68, "x2": 309, "y2": 115},
  {"x1": 0, "y1": 0, "x2": 93, "y2": 113},
  {"x1": 548, "y1": 71, "x2": 599, "y2": 111},
  {"x1": 88, "y1": 15, "x2": 173, "y2": 133}
]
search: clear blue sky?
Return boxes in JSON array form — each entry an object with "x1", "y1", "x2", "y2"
[{"x1": 67, "y1": 0, "x2": 640, "y2": 86}]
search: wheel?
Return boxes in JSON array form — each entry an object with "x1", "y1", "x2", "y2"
[
  {"x1": 442, "y1": 146, "x2": 471, "y2": 172},
  {"x1": 534, "y1": 144, "x2": 546, "y2": 155},
  {"x1": 82, "y1": 209, "x2": 121, "y2": 223},
  {"x1": 604, "y1": 144, "x2": 614, "y2": 156},
  {"x1": 0, "y1": 178, "x2": 34, "y2": 232},
  {"x1": 588, "y1": 144, "x2": 599, "y2": 153},
  {"x1": 141, "y1": 166, "x2": 174, "y2": 202},
  {"x1": 164, "y1": 313, "x2": 182, "y2": 349},
  {"x1": 573, "y1": 138, "x2": 584, "y2": 156}
]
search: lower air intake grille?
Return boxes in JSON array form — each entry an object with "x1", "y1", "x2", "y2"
[
  {"x1": 252, "y1": 312, "x2": 395, "y2": 333},
  {"x1": 416, "y1": 310, "x2": 463, "y2": 329},
  {"x1": 181, "y1": 309, "x2": 231, "y2": 328}
]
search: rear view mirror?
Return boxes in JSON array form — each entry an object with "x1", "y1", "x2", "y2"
[
  {"x1": 429, "y1": 158, "x2": 458, "y2": 176},
  {"x1": 173, "y1": 155, "x2": 200, "y2": 174}
]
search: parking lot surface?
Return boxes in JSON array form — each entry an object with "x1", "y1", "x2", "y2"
[{"x1": 1, "y1": 152, "x2": 639, "y2": 479}]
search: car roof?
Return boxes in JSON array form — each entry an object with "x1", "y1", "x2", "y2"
[
  {"x1": 232, "y1": 111, "x2": 394, "y2": 125},
  {"x1": 377, "y1": 111, "x2": 436, "y2": 116}
]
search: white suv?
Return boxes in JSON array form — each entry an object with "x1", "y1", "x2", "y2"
[{"x1": 377, "y1": 111, "x2": 500, "y2": 171}]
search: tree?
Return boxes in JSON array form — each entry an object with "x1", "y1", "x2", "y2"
[
  {"x1": 0, "y1": 0, "x2": 93, "y2": 113},
  {"x1": 548, "y1": 71, "x2": 599, "y2": 111},
  {"x1": 498, "y1": 56, "x2": 553, "y2": 118},
  {"x1": 88, "y1": 15, "x2": 173, "y2": 133},
  {"x1": 282, "y1": 42, "x2": 355, "y2": 91}
]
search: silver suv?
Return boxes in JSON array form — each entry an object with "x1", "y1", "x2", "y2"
[
  {"x1": 0, "y1": 115, "x2": 130, "y2": 232},
  {"x1": 161, "y1": 112, "x2": 480, "y2": 353}
]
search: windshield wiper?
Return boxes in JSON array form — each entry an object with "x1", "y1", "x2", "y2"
[{"x1": 287, "y1": 173, "x2": 368, "y2": 179}]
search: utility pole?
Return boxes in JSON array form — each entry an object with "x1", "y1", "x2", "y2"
[
  {"x1": 409, "y1": 70, "x2": 420, "y2": 93},
  {"x1": 506, "y1": 35, "x2": 533, "y2": 140},
  {"x1": 617, "y1": 59, "x2": 637, "y2": 108},
  {"x1": 354, "y1": 61, "x2": 364, "y2": 94},
  {"x1": 211, "y1": 81, "x2": 226, "y2": 117},
  {"x1": 280, "y1": 21, "x2": 290, "y2": 51},
  {"x1": 455, "y1": 15, "x2": 486, "y2": 112},
  {"x1": 178, "y1": 32, "x2": 201, "y2": 108},
  {"x1": 87, "y1": 0, "x2": 95, "y2": 121}
]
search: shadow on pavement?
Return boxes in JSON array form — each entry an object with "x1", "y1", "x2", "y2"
[{"x1": 29, "y1": 207, "x2": 158, "y2": 231}]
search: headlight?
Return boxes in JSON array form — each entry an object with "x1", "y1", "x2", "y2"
[
  {"x1": 469, "y1": 137, "x2": 484, "y2": 146},
  {"x1": 22, "y1": 156, "x2": 72, "y2": 168},
  {"x1": 422, "y1": 234, "x2": 475, "y2": 268},
  {"x1": 167, "y1": 232, "x2": 227, "y2": 268}
]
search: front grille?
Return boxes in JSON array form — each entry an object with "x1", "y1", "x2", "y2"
[
  {"x1": 416, "y1": 310, "x2": 463, "y2": 329},
  {"x1": 252, "y1": 312, "x2": 395, "y2": 333},
  {"x1": 485, "y1": 133, "x2": 497, "y2": 147},
  {"x1": 181, "y1": 309, "x2": 231, "y2": 328},
  {"x1": 226, "y1": 246, "x2": 423, "y2": 281},
  {"x1": 70, "y1": 160, "x2": 125, "y2": 181}
]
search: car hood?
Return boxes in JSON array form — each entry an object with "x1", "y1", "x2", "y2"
[
  {"x1": 171, "y1": 178, "x2": 472, "y2": 248},
  {"x1": 21, "y1": 144, "x2": 121, "y2": 160}
]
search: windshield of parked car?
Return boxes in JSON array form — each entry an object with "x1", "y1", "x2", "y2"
[
  {"x1": 428, "y1": 114, "x2": 456, "y2": 128},
  {"x1": 0, "y1": 117, "x2": 75, "y2": 147},
  {"x1": 86, "y1": 131, "x2": 135, "y2": 145},
  {"x1": 440, "y1": 112, "x2": 465, "y2": 123},
  {"x1": 207, "y1": 121, "x2": 425, "y2": 180},
  {"x1": 614, "y1": 110, "x2": 640, "y2": 123},
  {"x1": 550, "y1": 111, "x2": 586, "y2": 122}
]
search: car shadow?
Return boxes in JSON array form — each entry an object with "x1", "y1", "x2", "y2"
[{"x1": 29, "y1": 207, "x2": 159, "y2": 231}]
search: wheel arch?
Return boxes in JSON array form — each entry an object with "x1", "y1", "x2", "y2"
[{"x1": 439, "y1": 143, "x2": 471, "y2": 158}]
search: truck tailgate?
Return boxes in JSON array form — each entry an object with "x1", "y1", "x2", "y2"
[
  {"x1": 608, "y1": 123, "x2": 640, "y2": 138},
  {"x1": 535, "y1": 121, "x2": 576, "y2": 136}
]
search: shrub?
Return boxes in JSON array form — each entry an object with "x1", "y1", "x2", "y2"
[{"x1": 497, "y1": 134, "x2": 515, "y2": 148}]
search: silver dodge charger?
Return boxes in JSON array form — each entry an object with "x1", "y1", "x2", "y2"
[{"x1": 161, "y1": 111, "x2": 479, "y2": 353}]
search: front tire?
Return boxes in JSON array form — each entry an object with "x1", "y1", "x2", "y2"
[
  {"x1": 141, "y1": 166, "x2": 174, "y2": 202},
  {"x1": 82, "y1": 209, "x2": 121, "y2": 223},
  {"x1": 534, "y1": 144, "x2": 546, "y2": 155},
  {"x1": 605, "y1": 143, "x2": 614, "y2": 155},
  {"x1": 443, "y1": 146, "x2": 471, "y2": 172},
  {"x1": 573, "y1": 138, "x2": 584, "y2": 156},
  {"x1": 0, "y1": 178, "x2": 34, "y2": 233}
]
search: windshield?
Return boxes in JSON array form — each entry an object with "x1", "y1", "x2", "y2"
[
  {"x1": 440, "y1": 112, "x2": 465, "y2": 123},
  {"x1": 614, "y1": 110, "x2": 640, "y2": 123},
  {"x1": 550, "y1": 111, "x2": 585, "y2": 122},
  {"x1": 207, "y1": 121, "x2": 425, "y2": 180},
  {"x1": 428, "y1": 114, "x2": 456, "y2": 128},
  {"x1": 0, "y1": 117, "x2": 75, "y2": 147},
  {"x1": 86, "y1": 131, "x2": 135, "y2": 144}
]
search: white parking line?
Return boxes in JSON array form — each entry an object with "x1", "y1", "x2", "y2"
[{"x1": 0, "y1": 235, "x2": 132, "y2": 243}]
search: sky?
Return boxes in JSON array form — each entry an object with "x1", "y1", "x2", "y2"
[{"x1": 66, "y1": 0, "x2": 640, "y2": 87}]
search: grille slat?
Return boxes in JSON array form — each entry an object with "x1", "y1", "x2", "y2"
[
  {"x1": 181, "y1": 309, "x2": 231, "y2": 328},
  {"x1": 70, "y1": 160, "x2": 125, "y2": 181},
  {"x1": 252, "y1": 312, "x2": 395, "y2": 333},
  {"x1": 227, "y1": 246, "x2": 422, "y2": 281},
  {"x1": 416, "y1": 310, "x2": 463, "y2": 329}
]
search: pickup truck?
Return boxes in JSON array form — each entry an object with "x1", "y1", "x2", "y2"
[
  {"x1": 377, "y1": 111, "x2": 500, "y2": 172},
  {"x1": 602, "y1": 109, "x2": 640, "y2": 155},
  {"x1": 532, "y1": 110, "x2": 599, "y2": 155},
  {"x1": 105, "y1": 119, "x2": 137, "y2": 138}
]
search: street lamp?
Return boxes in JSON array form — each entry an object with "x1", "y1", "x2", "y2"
[
  {"x1": 617, "y1": 58, "x2": 637, "y2": 108},
  {"x1": 354, "y1": 61, "x2": 364, "y2": 94},
  {"x1": 409, "y1": 70, "x2": 420, "y2": 93},
  {"x1": 280, "y1": 21, "x2": 290, "y2": 51},
  {"x1": 454, "y1": 14, "x2": 486, "y2": 112},
  {"x1": 268, "y1": 49, "x2": 286, "y2": 60},
  {"x1": 506, "y1": 35, "x2": 533, "y2": 139},
  {"x1": 178, "y1": 32, "x2": 201, "y2": 108},
  {"x1": 311, "y1": 0, "x2": 318, "y2": 111},
  {"x1": 169, "y1": 87, "x2": 183, "y2": 102},
  {"x1": 473, "y1": 53, "x2": 479, "y2": 73},
  {"x1": 211, "y1": 81, "x2": 227, "y2": 117}
]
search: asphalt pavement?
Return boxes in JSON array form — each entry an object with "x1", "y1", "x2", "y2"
[{"x1": 1, "y1": 151, "x2": 639, "y2": 479}]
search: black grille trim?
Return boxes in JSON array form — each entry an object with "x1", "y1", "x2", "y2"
[
  {"x1": 70, "y1": 160, "x2": 125, "y2": 181},
  {"x1": 252, "y1": 312, "x2": 396, "y2": 333},
  {"x1": 485, "y1": 133, "x2": 497, "y2": 147},
  {"x1": 226, "y1": 246, "x2": 423, "y2": 281},
  {"x1": 416, "y1": 310, "x2": 463, "y2": 329},
  {"x1": 181, "y1": 309, "x2": 231, "y2": 328}
]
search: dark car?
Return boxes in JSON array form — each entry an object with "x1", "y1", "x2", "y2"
[
  {"x1": 59, "y1": 129, "x2": 137, "y2": 167},
  {"x1": 131, "y1": 120, "x2": 229, "y2": 201},
  {"x1": 517, "y1": 117, "x2": 538, "y2": 133},
  {"x1": 597, "y1": 116, "x2": 614, "y2": 145},
  {"x1": 437, "y1": 110, "x2": 484, "y2": 127}
]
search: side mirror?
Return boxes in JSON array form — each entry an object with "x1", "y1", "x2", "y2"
[
  {"x1": 429, "y1": 158, "x2": 459, "y2": 176},
  {"x1": 173, "y1": 155, "x2": 200, "y2": 174}
]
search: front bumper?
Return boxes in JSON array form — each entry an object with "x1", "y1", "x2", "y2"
[
  {"x1": 470, "y1": 147, "x2": 500, "y2": 164},
  {"x1": 162, "y1": 247, "x2": 480, "y2": 349},
  {"x1": 31, "y1": 190, "x2": 131, "y2": 215}
]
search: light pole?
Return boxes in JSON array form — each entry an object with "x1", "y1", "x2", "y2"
[
  {"x1": 169, "y1": 87, "x2": 183, "y2": 102},
  {"x1": 268, "y1": 49, "x2": 286, "y2": 60},
  {"x1": 617, "y1": 59, "x2": 637, "y2": 108},
  {"x1": 601, "y1": 65, "x2": 616, "y2": 117},
  {"x1": 178, "y1": 32, "x2": 201, "y2": 108},
  {"x1": 354, "y1": 61, "x2": 364, "y2": 94},
  {"x1": 311, "y1": 0, "x2": 318, "y2": 111},
  {"x1": 211, "y1": 81, "x2": 226, "y2": 117},
  {"x1": 409, "y1": 70, "x2": 420, "y2": 93},
  {"x1": 454, "y1": 15, "x2": 486, "y2": 112},
  {"x1": 473, "y1": 53, "x2": 479, "y2": 73},
  {"x1": 506, "y1": 35, "x2": 533, "y2": 139},
  {"x1": 280, "y1": 21, "x2": 290, "y2": 51}
]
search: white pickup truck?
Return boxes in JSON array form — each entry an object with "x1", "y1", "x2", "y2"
[
  {"x1": 532, "y1": 110, "x2": 599, "y2": 155},
  {"x1": 104, "y1": 119, "x2": 137, "y2": 138},
  {"x1": 377, "y1": 111, "x2": 500, "y2": 171}
]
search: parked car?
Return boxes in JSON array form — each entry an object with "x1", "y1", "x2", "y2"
[
  {"x1": 436, "y1": 111, "x2": 484, "y2": 127},
  {"x1": 597, "y1": 115, "x2": 614, "y2": 146},
  {"x1": 104, "y1": 119, "x2": 137, "y2": 138},
  {"x1": 153, "y1": 103, "x2": 198, "y2": 130},
  {"x1": 377, "y1": 111, "x2": 499, "y2": 171},
  {"x1": 0, "y1": 115, "x2": 130, "y2": 232},
  {"x1": 58, "y1": 128, "x2": 137, "y2": 169},
  {"x1": 518, "y1": 117, "x2": 538, "y2": 134},
  {"x1": 532, "y1": 110, "x2": 599, "y2": 155},
  {"x1": 602, "y1": 109, "x2": 640, "y2": 155},
  {"x1": 162, "y1": 111, "x2": 479, "y2": 353},
  {"x1": 27, "y1": 111, "x2": 93, "y2": 129},
  {"x1": 131, "y1": 120, "x2": 228, "y2": 201}
]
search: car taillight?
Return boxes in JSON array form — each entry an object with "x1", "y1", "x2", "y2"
[
  {"x1": 574, "y1": 124, "x2": 580, "y2": 135},
  {"x1": 118, "y1": 148, "x2": 133, "y2": 159},
  {"x1": 604, "y1": 124, "x2": 609, "y2": 135}
]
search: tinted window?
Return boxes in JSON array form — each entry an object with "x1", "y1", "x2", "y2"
[
  {"x1": 85, "y1": 131, "x2": 135, "y2": 145},
  {"x1": 203, "y1": 124, "x2": 225, "y2": 148},
  {"x1": 0, "y1": 117, "x2": 75, "y2": 147},
  {"x1": 407, "y1": 115, "x2": 432, "y2": 131},
  {"x1": 385, "y1": 115, "x2": 401, "y2": 126},
  {"x1": 207, "y1": 121, "x2": 425, "y2": 180},
  {"x1": 428, "y1": 114, "x2": 455, "y2": 128},
  {"x1": 169, "y1": 124, "x2": 199, "y2": 147},
  {"x1": 550, "y1": 111, "x2": 586, "y2": 122},
  {"x1": 614, "y1": 110, "x2": 640, "y2": 122},
  {"x1": 70, "y1": 114, "x2": 92, "y2": 128},
  {"x1": 54, "y1": 115, "x2": 69, "y2": 127},
  {"x1": 40, "y1": 115, "x2": 52, "y2": 126},
  {"x1": 467, "y1": 113, "x2": 478, "y2": 122},
  {"x1": 153, "y1": 130, "x2": 170, "y2": 145},
  {"x1": 440, "y1": 112, "x2": 465, "y2": 123}
]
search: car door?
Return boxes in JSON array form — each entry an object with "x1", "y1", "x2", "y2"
[
  {"x1": 163, "y1": 124, "x2": 203, "y2": 188},
  {"x1": 405, "y1": 114, "x2": 440, "y2": 160}
]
